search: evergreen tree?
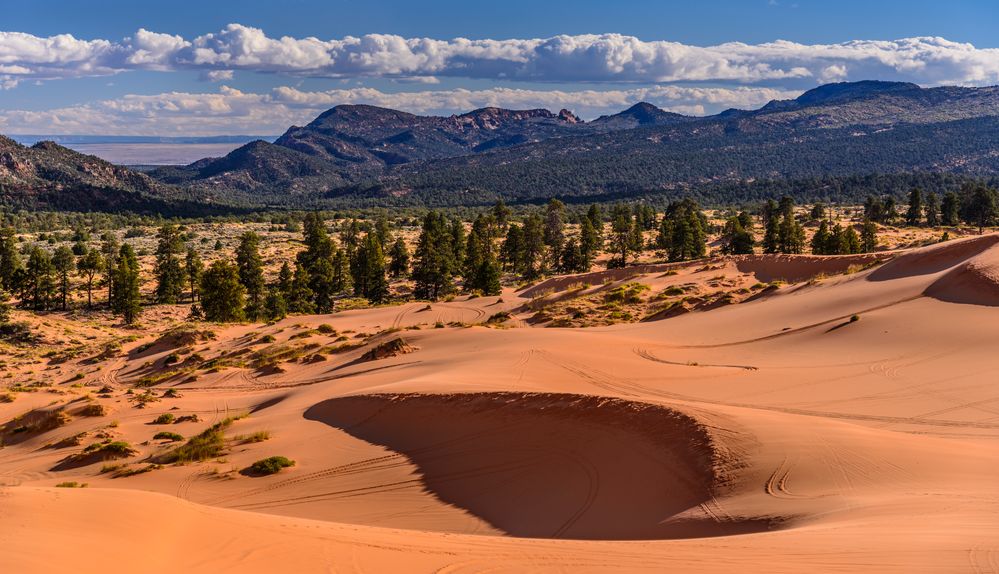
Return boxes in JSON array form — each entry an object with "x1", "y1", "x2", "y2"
[
  {"x1": 464, "y1": 214, "x2": 500, "y2": 292},
  {"x1": 905, "y1": 188, "x2": 924, "y2": 226},
  {"x1": 373, "y1": 211, "x2": 393, "y2": 251},
  {"x1": 860, "y1": 220, "x2": 879, "y2": 253},
  {"x1": 520, "y1": 213, "x2": 546, "y2": 278},
  {"x1": 111, "y1": 244, "x2": 141, "y2": 324},
  {"x1": 287, "y1": 262, "x2": 315, "y2": 314},
  {"x1": 25, "y1": 246, "x2": 56, "y2": 311},
  {"x1": 924, "y1": 192, "x2": 940, "y2": 227},
  {"x1": 101, "y1": 233, "x2": 119, "y2": 307},
  {"x1": 199, "y1": 260, "x2": 246, "y2": 323},
  {"x1": 607, "y1": 204, "x2": 634, "y2": 268},
  {"x1": 809, "y1": 203, "x2": 826, "y2": 221},
  {"x1": 154, "y1": 224, "x2": 186, "y2": 304},
  {"x1": 449, "y1": 217, "x2": 466, "y2": 272},
  {"x1": 500, "y1": 224, "x2": 524, "y2": 272},
  {"x1": 0, "y1": 226, "x2": 22, "y2": 293},
  {"x1": 941, "y1": 192, "x2": 960, "y2": 226},
  {"x1": 236, "y1": 231, "x2": 266, "y2": 319},
  {"x1": 543, "y1": 199, "x2": 566, "y2": 271},
  {"x1": 0, "y1": 288, "x2": 10, "y2": 324},
  {"x1": 76, "y1": 249, "x2": 104, "y2": 309},
  {"x1": 585, "y1": 204, "x2": 604, "y2": 245},
  {"x1": 299, "y1": 212, "x2": 338, "y2": 313},
  {"x1": 840, "y1": 225, "x2": 862, "y2": 254},
  {"x1": 761, "y1": 200, "x2": 780, "y2": 253},
  {"x1": 412, "y1": 211, "x2": 457, "y2": 300},
  {"x1": 811, "y1": 220, "x2": 831, "y2": 254},
  {"x1": 776, "y1": 197, "x2": 805, "y2": 253},
  {"x1": 578, "y1": 216, "x2": 601, "y2": 271},
  {"x1": 52, "y1": 246, "x2": 75, "y2": 310},
  {"x1": 332, "y1": 248, "x2": 352, "y2": 296},
  {"x1": 352, "y1": 234, "x2": 389, "y2": 303},
  {"x1": 658, "y1": 199, "x2": 707, "y2": 261},
  {"x1": 491, "y1": 199, "x2": 511, "y2": 236},
  {"x1": 720, "y1": 215, "x2": 755, "y2": 255},
  {"x1": 185, "y1": 247, "x2": 203, "y2": 302},
  {"x1": 388, "y1": 236, "x2": 410, "y2": 278},
  {"x1": 966, "y1": 185, "x2": 998, "y2": 234},
  {"x1": 264, "y1": 285, "x2": 288, "y2": 321}
]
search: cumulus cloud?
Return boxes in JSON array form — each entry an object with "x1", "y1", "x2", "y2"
[
  {"x1": 1, "y1": 25, "x2": 999, "y2": 86},
  {"x1": 0, "y1": 84, "x2": 799, "y2": 135}
]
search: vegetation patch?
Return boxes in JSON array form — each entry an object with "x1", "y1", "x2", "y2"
[{"x1": 246, "y1": 456, "x2": 295, "y2": 476}]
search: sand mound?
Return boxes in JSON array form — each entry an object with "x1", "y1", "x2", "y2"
[
  {"x1": 869, "y1": 234, "x2": 999, "y2": 281},
  {"x1": 305, "y1": 392, "x2": 771, "y2": 540},
  {"x1": 733, "y1": 253, "x2": 884, "y2": 283},
  {"x1": 924, "y1": 246, "x2": 999, "y2": 306}
]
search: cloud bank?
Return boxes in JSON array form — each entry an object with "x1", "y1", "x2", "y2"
[
  {"x1": 0, "y1": 84, "x2": 798, "y2": 136},
  {"x1": 3, "y1": 24, "x2": 999, "y2": 89}
]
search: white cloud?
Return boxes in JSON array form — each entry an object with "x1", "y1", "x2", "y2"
[
  {"x1": 200, "y1": 69, "x2": 234, "y2": 82},
  {"x1": 0, "y1": 84, "x2": 799, "y2": 135},
  {"x1": 1, "y1": 26, "x2": 999, "y2": 86}
]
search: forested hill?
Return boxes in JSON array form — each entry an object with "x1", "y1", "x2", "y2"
[
  {"x1": 145, "y1": 80, "x2": 999, "y2": 209},
  {"x1": 6, "y1": 80, "x2": 999, "y2": 213}
]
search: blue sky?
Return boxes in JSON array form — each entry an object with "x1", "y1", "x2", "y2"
[{"x1": 1, "y1": 0, "x2": 997, "y2": 135}]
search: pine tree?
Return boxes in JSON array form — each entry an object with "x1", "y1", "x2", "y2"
[
  {"x1": 199, "y1": 260, "x2": 246, "y2": 323},
  {"x1": 775, "y1": 197, "x2": 805, "y2": 254},
  {"x1": 500, "y1": 224, "x2": 524, "y2": 272},
  {"x1": 413, "y1": 212, "x2": 457, "y2": 300},
  {"x1": 373, "y1": 211, "x2": 392, "y2": 251},
  {"x1": 543, "y1": 199, "x2": 566, "y2": 272},
  {"x1": 860, "y1": 220, "x2": 879, "y2": 253},
  {"x1": 52, "y1": 246, "x2": 75, "y2": 310},
  {"x1": 841, "y1": 225, "x2": 861, "y2": 254},
  {"x1": 464, "y1": 215, "x2": 499, "y2": 292},
  {"x1": 352, "y1": 234, "x2": 389, "y2": 303},
  {"x1": 0, "y1": 226, "x2": 22, "y2": 292},
  {"x1": 809, "y1": 203, "x2": 826, "y2": 221},
  {"x1": 449, "y1": 218, "x2": 466, "y2": 273},
  {"x1": 905, "y1": 188, "x2": 924, "y2": 226},
  {"x1": 101, "y1": 233, "x2": 119, "y2": 307},
  {"x1": 287, "y1": 262, "x2": 315, "y2": 314},
  {"x1": 236, "y1": 231, "x2": 266, "y2": 319},
  {"x1": 25, "y1": 246, "x2": 56, "y2": 311},
  {"x1": 608, "y1": 204, "x2": 634, "y2": 268},
  {"x1": 185, "y1": 247, "x2": 203, "y2": 302},
  {"x1": 924, "y1": 192, "x2": 940, "y2": 227},
  {"x1": 658, "y1": 199, "x2": 707, "y2": 261},
  {"x1": 388, "y1": 236, "x2": 410, "y2": 278},
  {"x1": 76, "y1": 249, "x2": 104, "y2": 309},
  {"x1": 811, "y1": 220, "x2": 831, "y2": 255},
  {"x1": 578, "y1": 216, "x2": 601, "y2": 271},
  {"x1": 264, "y1": 285, "x2": 288, "y2": 321},
  {"x1": 720, "y1": 215, "x2": 755, "y2": 255},
  {"x1": 299, "y1": 212, "x2": 338, "y2": 313},
  {"x1": 154, "y1": 224, "x2": 186, "y2": 304},
  {"x1": 111, "y1": 244, "x2": 141, "y2": 324},
  {"x1": 761, "y1": 200, "x2": 780, "y2": 253},
  {"x1": 967, "y1": 185, "x2": 998, "y2": 234},
  {"x1": 491, "y1": 199, "x2": 511, "y2": 237},
  {"x1": 941, "y1": 192, "x2": 960, "y2": 226},
  {"x1": 332, "y1": 248, "x2": 352, "y2": 296},
  {"x1": 520, "y1": 213, "x2": 546, "y2": 278}
]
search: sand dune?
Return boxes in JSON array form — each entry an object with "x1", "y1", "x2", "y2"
[{"x1": 4, "y1": 236, "x2": 999, "y2": 572}]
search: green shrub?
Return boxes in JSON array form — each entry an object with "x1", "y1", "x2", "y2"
[
  {"x1": 317, "y1": 323, "x2": 336, "y2": 334},
  {"x1": 152, "y1": 413, "x2": 175, "y2": 425},
  {"x1": 153, "y1": 431, "x2": 184, "y2": 442},
  {"x1": 163, "y1": 352, "x2": 180, "y2": 365},
  {"x1": 55, "y1": 481, "x2": 87, "y2": 488},
  {"x1": 248, "y1": 456, "x2": 295, "y2": 475}
]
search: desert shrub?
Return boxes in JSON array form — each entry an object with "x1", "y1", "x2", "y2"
[
  {"x1": 163, "y1": 352, "x2": 180, "y2": 365},
  {"x1": 156, "y1": 416, "x2": 240, "y2": 464},
  {"x1": 78, "y1": 403, "x2": 106, "y2": 417},
  {"x1": 317, "y1": 323, "x2": 336, "y2": 334},
  {"x1": 55, "y1": 481, "x2": 87, "y2": 488},
  {"x1": 236, "y1": 430, "x2": 270, "y2": 444},
  {"x1": 248, "y1": 456, "x2": 295, "y2": 475},
  {"x1": 153, "y1": 431, "x2": 184, "y2": 442}
]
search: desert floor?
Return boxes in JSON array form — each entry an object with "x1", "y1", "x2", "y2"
[{"x1": 3, "y1": 234, "x2": 999, "y2": 572}]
